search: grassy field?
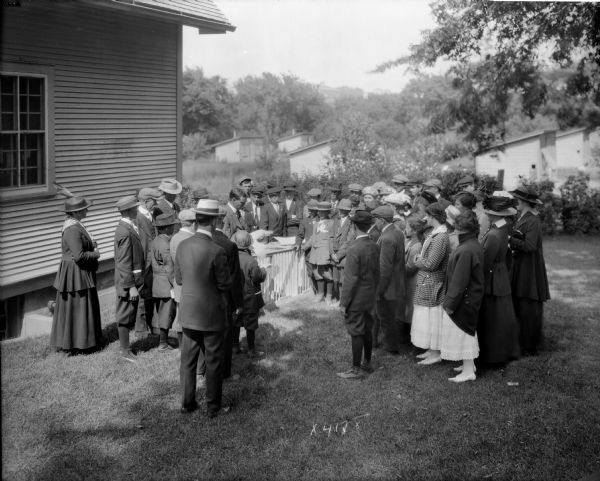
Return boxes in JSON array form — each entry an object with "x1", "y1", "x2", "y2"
[{"x1": 2, "y1": 236, "x2": 600, "y2": 481}]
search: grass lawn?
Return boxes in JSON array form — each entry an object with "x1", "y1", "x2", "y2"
[{"x1": 2, "y1": 235, "x2": 600, "y2": 481}]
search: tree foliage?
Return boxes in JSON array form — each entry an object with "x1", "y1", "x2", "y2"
[{"x1": 375, "y1": 1, "x2": 600, "y2": 147}]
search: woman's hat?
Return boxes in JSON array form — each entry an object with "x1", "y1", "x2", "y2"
[
  {"x1": 445, "y1": 205, "x2": 461, "y2": 226},
  {"x1": 362, "y1": 186, "x2": 378, "y2": 196},
  {"x1": 425, "y1": 202, "x2": 447, "y2": 224},
  {"x1": 385, "y1": 192, "x2": 411, "y2": 207},
  {"x1": 307, "y1": 188, "x2": 322, "y2": 197},
  {"x1": 158, "y1": 178, "x2": 182, "y2": 195},
  {"x1": 510, "y1": 185, "x2": 543, "y2": 205},
  {"x1": 316, "y1": 201, "x2": 332, "y2": 211},
  {"x1": 372, "y1": 181, "x2": 387, "y2": 193},
  {"x1": 63, "y1": 196, "x2": 92, "y2": 212},
  {"x1": 484, "y1": 196, "x2": 518, "y2": 216},
  {"x1": 155, "y1": 213, "x2": 179, "y2": 227},
  {"x1": 115, "y1": 195, "x2": 140, "y2": 212},
  {"x1": 306, "y1": 199, "x2": 319, "y2": 210},
  {"x1": 193, "y1": 199, "x2": 220, "y2": 216}
]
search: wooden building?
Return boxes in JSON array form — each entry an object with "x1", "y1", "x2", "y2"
[
  {"x1": 475, "y1": 131, "x2": 556, "y2": 190},
  {"x1": 288, "y1": 139, "x2": 333, "y2": 176},
  {"x1": 0, "y1": 0, "x2": 234, "y2": 338},
  {"x1": 276, "y1": 132, "x2": 312, "y2": 153},
  {"x1": 213, "y1": 135, "x2": 266, "y2": 163}
]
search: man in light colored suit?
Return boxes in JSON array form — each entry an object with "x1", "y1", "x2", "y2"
[
  {"x1": 175, "y1": 199, "x2": 232, "y2": 417},
  {"x1": 330, "y1": 198, "x2": 355, "y2": 302},
  {"x1": 261, "y1": 186, "x2": 285, "y2": 236},
  {"x1": 222, "y1": 187, "x2": 248, "y2": 238}
]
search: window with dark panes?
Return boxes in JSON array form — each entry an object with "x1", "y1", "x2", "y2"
[{"x1": 0, "y1": 74, "x2": 46, "y2": 188}]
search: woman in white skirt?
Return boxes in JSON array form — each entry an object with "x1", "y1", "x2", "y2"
[
  {"x1": 441, "y1": 210, "x2": 485, "y2": 382},
  {"x1": 411, "y1": 202, "x2": 450, "y2": 365}
]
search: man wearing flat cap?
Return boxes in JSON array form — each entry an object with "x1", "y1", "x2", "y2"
[
  {"x1": 338, "y1": 210, "x2": 380, "y2": 379},
  {"x1": 372, "y1": 205, "x2": 406, "y2": 353},
  {"x1": 175, "y1": 199, "x2": 232, "y2": 417},
  {"x1": 457, "y1": 175, "x2": 475, "y2": 192},
  {"x1": 347, "y1": 183, "x2": 364, "y2": 212},
  {"x1": 114, "y1": 195, "x2": 146, "y2": 363},
  {"x1": 223, "y1": 187, "x2": 248, "y2": 239},
  {"x1": 261, "y1": 186, "x2": 285, "y2": 237},
  {"x1": 238, "y1": 176, "x2": 253, "y2": 197},
  {"x1": 282, "y1": 183, "x2": 303, "y2": 237},
  {"x1": 135, "y1": 187, "x2": 161, "y2": 336}
]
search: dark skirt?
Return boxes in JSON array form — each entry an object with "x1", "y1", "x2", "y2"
[
  {"x1": 513, "y1": 296, "x2": 544, "y2": 355},
  {"x1": 50, "y1": 288, "x2": 102, "y2": 350},
  {"x1": 478, "y1": 294, "x2": 520, "y2": 364}
]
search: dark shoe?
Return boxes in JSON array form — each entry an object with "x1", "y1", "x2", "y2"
[
  {"x1": 336, "y1": 367, "x2": 363, "y2": 379},
  {"x1": 158, "y1": 343, "x2": 174, "y2": 352},
  {"x1": 121, "y1": 350, "x2": 137, "y2": 364},
  {"x1": 360, "y1": 361, "x2": 374, "y2": 374},
  {"x1": 180, "y1": 402, "x2": 199, "y2": 414},
  {"x1": 247, "y1": 349, "x2": 265, "y2": 359},
  {"x1": 207, "y1": 405, "x2": 231, "y2": 418}
]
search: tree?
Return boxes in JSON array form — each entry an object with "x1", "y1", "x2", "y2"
[
  {"x1": 182, "y1": 67, "x2": 235, "y2": 143},
  {"x1": 233, "y1": 73, "x2": 330, "y2": 144},
  {"x1": 376, "y1": 1, "x2": 600, "y2": 148}
]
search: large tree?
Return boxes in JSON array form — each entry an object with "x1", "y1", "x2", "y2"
[{"x1": 376, "y1": 1, "x2": 600, "y2": 147}]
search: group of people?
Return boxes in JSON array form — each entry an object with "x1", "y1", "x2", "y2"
[{"x1": 49, "y1": 172, "x2": 550, "y2": 416}]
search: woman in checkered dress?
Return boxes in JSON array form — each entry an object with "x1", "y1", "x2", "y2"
[{"x1": 410, "y1": 202, "x2": 450, "y2": 365}]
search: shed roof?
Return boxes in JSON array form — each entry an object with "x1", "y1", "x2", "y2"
[
  {"x1": 91, "y1": 0, "x2": 236, "y2": 33},
  {"x1": 556, "y1": 127, "x2": 589, "y2": 138},
  {"x1": 288, "y1": 139, "x2": 333, "y2": 157},
  {"x1": 276, "y1": 132, "x2": 311, "y2": 143},
  {"x1": 212, "y1": 135, "x2": 265, "y2": 148},
  {"x1": 481, "y1": 130, "x2": 555, "y2": 153}
]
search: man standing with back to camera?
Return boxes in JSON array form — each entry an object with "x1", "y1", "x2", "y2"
[{"x1": 175, "y1": 199, "x2": 232, "y2": 417}]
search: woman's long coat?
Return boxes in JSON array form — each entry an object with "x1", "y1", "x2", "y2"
[{"x1": 414, "y1": 226, "x2": 449, "y2": 307}]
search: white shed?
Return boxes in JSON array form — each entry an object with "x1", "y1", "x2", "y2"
[
  {"x1": 276, "y1": 132, "x2": 313, "y2": 153},
  {"x1": 288, "y1": 140, "x2": 332, "y2": 176},
  {"x1": 475, "y1": 131, "x2": 556, "y2": 190},
  {"x1": 213, "y1": 136, "x2": 265, "y2": 163}
]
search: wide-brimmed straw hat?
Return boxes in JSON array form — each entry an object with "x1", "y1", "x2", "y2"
[
  {"x1": 484, "y1": 196, "x2": 518, "y2": 216},
  {"x1": 193, "y1": 199, "x2": 220, "y2": 216},
  {"x1": 63, "y1": 196, "x2": 92, "y2": 213},
  {"x1": 115, "y1": 195, "x2": 140, "y2": 212},
  {"x1": 510, "y1": 185, "x2": 543, "y2": 205},
  {"x1": 158, "y1": 178, "x2": 182, "y2": 195}
]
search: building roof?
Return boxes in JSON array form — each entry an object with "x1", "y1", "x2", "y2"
[
  {"x1": 480, "y1": 130, "x2": 555, "y2": 153},
  {"x1": 288, "y1": 139, "x2": 333, "y2": 157},
  {"x1": 556, "y1": 127, "x2": 590, "y2": 138},
  {"x1": 212, "y1": 135, "x2": 265, "y2": 148},
  {"x1": 93, "y1": 0, "x2": 236, "y2": 33},
  {"x1": 276, "y1": 132, "x2": 311, "y2": 143}
]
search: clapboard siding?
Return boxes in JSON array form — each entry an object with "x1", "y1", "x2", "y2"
[{"x1": 0, "y1": 2, "x2": 181, "y2": 289}]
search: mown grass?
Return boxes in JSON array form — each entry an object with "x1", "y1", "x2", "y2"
[{"x1": 2, "y1": 236, "x2": 600, "y2": 481}]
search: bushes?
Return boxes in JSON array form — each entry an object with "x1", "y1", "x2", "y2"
[{"x1": 560, "y1": 175, "x2": 600, "y2": 234}]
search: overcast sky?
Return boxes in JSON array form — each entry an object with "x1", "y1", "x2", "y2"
[{"x1": 182, "y1": 0, "x2": 437, "y2": 94}]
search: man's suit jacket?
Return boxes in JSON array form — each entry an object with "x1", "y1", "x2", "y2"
[
  {"x1": 367, "y1": 224, "x2": 381, "y2": 243},
  {"x1": 283, "y1": 198, "x2": 303, "y2": 236},
  {"x1": 136, "y1": 211, "x2": 156, "y2": 258},
  {"x1": 175, "y1": 232, "x2": 232, "y2": 331},
  {"x1": 480, "y1": 223, "x2": 512, "y2": 297},
  {"x1": 260, "y1": 201, "x2": 285, "y2": 236},
  {"x1": 223, "y1": 205, "x2": 246, "y2": 239},
  {"x1": 154, "y1": 198, "x2": 180, "y2": 216},
  {"x1": 149, "y1": 233, "x2": 174, "y2": 298},
  {"x1": 340, "y1": 236, "x2": 380, "y2": 312},
  {"x1": 329, "y1": 216, "x2": 354, "y2": 267},
  {"x1": 213, "y1": 229, "x2": 244, "y2": 310},
  {"x1": 244, "y1": 201, "x2": 265, "y2": 233},
  {"x1": 113, "y1": 220, "x2": 145, "y2": 297},
  {"x1": 376, "y1": 224, "x2": 406, "y2": 301}
]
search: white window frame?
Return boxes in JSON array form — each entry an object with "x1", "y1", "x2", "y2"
[{"x1": 0, "y1": 62, "x2": 55, "y2": 200}]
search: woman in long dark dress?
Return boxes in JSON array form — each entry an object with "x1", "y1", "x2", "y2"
[
  {"x1": 50, "y1": 196, "x2": 103, "y2": 352},
  {"x1": 477, "y1": 196, "x2": 520, "y2": 365},
  {"x1": 508, "y1": 186, "x2": 550, "y2": 356}
]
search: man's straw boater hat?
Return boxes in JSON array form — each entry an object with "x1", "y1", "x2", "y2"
[{"x1": 193, "y1": 199, "x2": 220, "y2": 216}]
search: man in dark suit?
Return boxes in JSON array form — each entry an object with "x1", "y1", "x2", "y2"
[
  {"x1": 330, "y1": 198, "x2": 355, "y2": 302},
  {"x1": 296, "y1": 200, "x2": 319, "y2": 293},
  {"x1": 223, "y1": 187, "x2": 247, "y2": 238},
  {"x1": 372, "y1": 205, "x2": 406, "y2": 353},
  {"x1": 114, "y1": 195, "x2": 146, "y2": 363},
  {"x1": 282, "y1": 183, "x2": 303, "y2": 237},
  {"x1": 135, "y1": 187, "x2": 161, "y2": 336},
  {"x1": 338, "y1": 210, "x2": 380, "y2": 379},
  {"x1": 175, "y1": 199, "x2": 232, "y2": 417},
  {"x1": 244, "y1": 185, "x2": 266, "y2": 233},
  {"x1": 261, "y1": 186, "x2": 285, "y2": 236}
]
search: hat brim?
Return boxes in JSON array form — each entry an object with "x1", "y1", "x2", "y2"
[
  {"x1": 510, "y1": 191, "x2": 543, "y2": 205},
  {"x1": 192, "y1": 208, "x2": 219, "y2": 216},
  {"x1": 117, "y1": 201, "x2": 141, "y2": 211},
  {"x1": 63, "y1": 199, "x2": 93, "y2": 212},
  {"x1": 484, "y1": 207, "x2": 517, "y2": 216},
  {"x1": 158, "y1": 181, "x2": 183, "y2": 194},
  {"x1": 155, "y1": 220, "x2": 180, "y2": 227}
]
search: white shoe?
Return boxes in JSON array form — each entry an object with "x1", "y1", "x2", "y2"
[
  {"x1": 453, "y1": 365, "x2": 477, "y2": 373},
  {"x1": 448, "y1": 373, "x2": 476, "y2": 383},
  {"x1": 416, "y1": 350, "x2": 432, "y2": 359},
  {"x1": 418, "y1": 356, "x2": 441, "y2": 365}
]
